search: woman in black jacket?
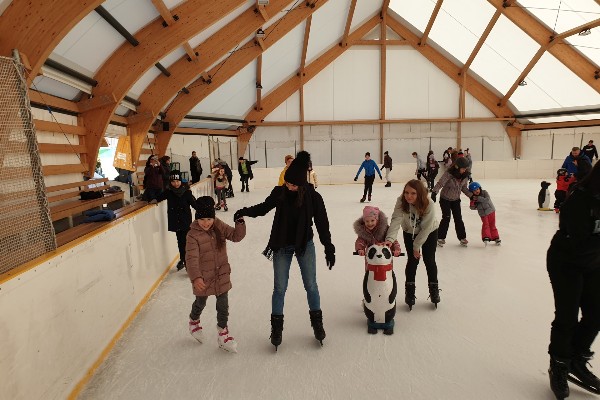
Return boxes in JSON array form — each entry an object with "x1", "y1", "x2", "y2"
[
  {"x1": 234, "y1": 151, "x2": 335, "y2": 350},
  {"x1": 157, "y1": 170, "x2": 198, "y2": 271},
  {"x1": 547, "y1": 161, "x2": 600, "y2": 399}
]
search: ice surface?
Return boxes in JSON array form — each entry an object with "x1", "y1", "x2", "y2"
[{"x1": 79, "y1": 180, "x2": 595, "y2": 400}]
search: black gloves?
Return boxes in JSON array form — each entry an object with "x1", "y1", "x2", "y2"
[
  {"x1": 233, "y1": 208, "x2": 247, "y2": 222},
  {"x1": 325, "y1": 245, "x2": 335, "y2": 270},
  {"x1": 431, "y1": 191, "x2": 437, "y2": 202},
  {"x1": 353, "y1": 176, "x2": 358, "y2": 182}
]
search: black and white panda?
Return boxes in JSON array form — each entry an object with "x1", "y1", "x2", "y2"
[{"x1": 362, "y1": 244, "x2": 397, "y2": 335}]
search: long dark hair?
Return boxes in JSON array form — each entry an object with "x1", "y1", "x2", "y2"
[{"x1": 574, "y1": 160, "x2": 600, "y2": 195}]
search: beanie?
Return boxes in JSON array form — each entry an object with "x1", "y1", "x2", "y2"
[
  {"x1": 362, "y1": 206, "x2": 380, "y2": 220},
  {"x1": 284, "y1": 151, "x2": 311, "y2": 186},
  {"x1": 454, "y1": 157, "x2": 469, "y2": 169},
  {"x1": 169, "y1": 170, "x2": 181, "y2": 181},
  {"x1": 195, "y1": 196, "x2": 215, "y2": 219}
]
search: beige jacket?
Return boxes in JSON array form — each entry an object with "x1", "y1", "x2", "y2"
[
  {"x1": 185, "y1": 218, "x2": 246, "y2": 296},
  {"x1": 308, "y1": 170, "x2": 318, "y2": 188}
]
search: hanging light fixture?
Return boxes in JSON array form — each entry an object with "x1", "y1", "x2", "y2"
[
  {"x1": 578, "y1": 28, "x2": 592, "y2": 36},
  {"x1": 518, "y1": 80, "x2": 527, "y2": 87},
  {"x1": 256, "y1": 28, "x2": 265, "y2": 39}
]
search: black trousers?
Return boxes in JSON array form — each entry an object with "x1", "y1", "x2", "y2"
[
  {"x1": 547, "y1": 247, "x2": 600, "y2": 359},
  {"x1": 363, "y1": 175, "x2": 376, "y2": 197},
  {"x1": 190, "y1": 292, "x2": 229, "y2": 329},
  {"x1": 427, "y1": 170, "x2": 438, "y2": 190},
  {"x1": 176, "y1": 228, "x2": 189, "y2": 262},
  {"x1": 416, "y1": 168, "x2": 427, "y2": 181},
  {"x1": 554, "y1": 190, "x2": 567, "y2": 210},
  {"x1": 240, "y1": 175, "x2": 250, "y2": 190},
  {"x1": 438, "y1": 198, "x2": 466, "y2": 240},
  {"x1": 191, "y1": 173, "x2": 200, "y2": 184},
  {"x1": 403, "y1": 229, "x2": 439, "y2": 283}
]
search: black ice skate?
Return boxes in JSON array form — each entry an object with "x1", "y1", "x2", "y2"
[
  {"x1": 270, "y1": 314, "x2": 284, "y2": 351},
  {"x1": 405, "y1": 282, "x2": 416, "y2": 311},
  {"x1": 176, "y1": 260, "x2": 185, "y2": 271},
  {"x1": 568, "y1": 352, "x2": 600, "y2": 395},
  {"x1": 309, "y1": 309, "x2": 326, "y2": 346},
  {"x1": 549, "y1": 356, "x2": 570, "y2": 399},
  {"x1": 428, "y1": 282, "x2": 441, "y2": 309},
  {"x1": 360, "y1": 196, "x2": 366, "y2": 203}
]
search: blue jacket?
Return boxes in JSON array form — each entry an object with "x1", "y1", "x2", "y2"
[
  {"x1": 562, "y1": 154, "x2": 591, "y2": 175},
  {"x1": 355, "y1": 159, "x2": 382, "y2": 178}
]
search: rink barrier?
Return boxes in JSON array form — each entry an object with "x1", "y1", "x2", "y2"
[{"x1": 67, "y1": 255, "x2": 179, "y2": 400}]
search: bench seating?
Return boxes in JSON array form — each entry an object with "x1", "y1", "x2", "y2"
[
  {"x1": 55, "y1": 201, "x2": 147, "y2": 247},
  {"x1": 47, "y1": 178, "x2": 125, "y2": 226}
]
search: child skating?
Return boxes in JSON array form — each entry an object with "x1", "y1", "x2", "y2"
[
  {"x1": 354, "y1": 152, "x2": 383, "y2": 203},
  {"x1": 468, "y1": 182, "x2": 500, "y2": 246},
  {"x1": 213, "y1": 166, "x2": 229, "y2": 211},
  {"x1": 554, "y1": 168, "x2": 573, "y2": 213},
  {"x1": 185, "y1": 196, "x2": 246, "y2": 352}
]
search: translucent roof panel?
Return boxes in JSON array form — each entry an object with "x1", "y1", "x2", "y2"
[
  {"x1": 470, "y1": 15, "x2": 539, "y2": 95},
  {"x1": 428, "y1": 0, "x2": 497, "y2": 65},
  {"x1": 518, "y1": 0, "x2": 599, "y2": 34},
  {"x1": 564, "y1": 35, "x2": 600, "y2": 68},
  {"x1": 31, "y1": 76, "x2": 82, "y2": 102},
  {"x1": 389, "y1": 0, "x2": 436, "y2": 34},
  {"x1": 512, "y1": 52, "x2": 600, "y2": 111}
]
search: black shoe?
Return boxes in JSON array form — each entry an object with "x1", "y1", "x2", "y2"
[
  {"x1": 176, "y1": 260, "x2": 185, "y2": 271},
  {"x1": 405, "y1": 282, "x2": 416, "y2": 310},
  {"x1": 360, "y1": 197, "x2": 366, "y2": 203},
  {"x1": 368, "y1": 196, "x2": 371, "y2": 202},
  {"x1": 549, "y1": 356, "x2": 570, "y2": 399},
  {"x1": 569, "y1": 352, "x2": 600, "y2": 394},
  {"x1": 309, "y1": 309, "x2": 326, "y2": 345},
  {"x1": 270, "y1": 314, "x2": 284, "y2": 349},
  {"x1": 385, "y1": 182, "x2": 391, "y2": 187},
  {"x1": 428, "y1": 282, "x2": 441, "y2": 308}
]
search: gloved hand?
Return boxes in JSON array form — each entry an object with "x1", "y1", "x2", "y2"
[
  {"x1": 431, "y1": 191, "x2": 437, "y2": 202},
  {"x1": 233, "y1": 208, "x2": 247, "y2": 222},
  {"x1": 325, "y1": 245, "x2": 335, "y2": 270},
  {"x1": 353, "y1": 176, "x2": 358, "y2": 182}
]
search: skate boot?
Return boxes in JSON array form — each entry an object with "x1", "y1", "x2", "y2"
[
  {"x1": 428, "y1": 282, "x2": 441, "y2": 309},
  {"x1": 309, "y1": 309, "x2": 326, "y2": 346},
  {"x1": 189, "y1": 319, "x2": 204, "y2": 343},
  {"x1": 437, "y1": 239, "x2": 445, "y2": 247},
  {"x1": 385, "y1": 182, "x2": 391, "y2": 187},
  {"x1": 223, "y1": 203, "x2": 228, "y2": 212},
  {"x1": 176, "y1": 260, "x2": 185, "y2": 271},
  {"x1": 368, "y1": 195, "x2": 371, "y2": 202},
  {"x1": 568, "y1": 352, "x2": 600, "y2": 394},
  {"x1": 460, "y1": 238, "x2": 469, "y2": 247},
  {"x1": 549, "y1": 356, "x2": 570, "y2": 399},
  {"x1": 405, "y1": 282, "x2": 416, "y2": 311},
  {"x1": 360, "y1": 196, "x2": 366, "y2": 203},
  {"x1": 483, "y1": 238, "x2": 490, "y2": 247},
  {"x1": 214, "y1": 203, "x2": 221, "y2": 210},
  {"x1": 270, "y1": 314, "x2": 284, "y2": 350},
  {"x1": 217, "y1": 326, "x2": 238, "y2": 353},
  {"x1": 495, "y1": 239, "x2": 502, "y2": 246}
]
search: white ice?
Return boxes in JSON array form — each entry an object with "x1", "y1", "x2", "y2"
[{"x1": 79, "y1": 180, "x2": 595, "y2": 400}]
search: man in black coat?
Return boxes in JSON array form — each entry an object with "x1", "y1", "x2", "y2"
[
  {"x1": 189, "y1": 151, "x2": 203, "y2": 184},
  {"x1": 582, "y1": 140, "x2": 598, "y2": 162},
  {"x1": 238, "y1": 157, "x2": 258, "y2": 192}
]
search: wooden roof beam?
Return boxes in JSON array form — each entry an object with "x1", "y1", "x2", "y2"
[
  {"x1": 256, "y1": 1, "x2": 269, "y2": 22},
  {"x1": 151, "y1": 0, "x2": 177, "y2": 26},
  {"x1": 183, "y1": 43, "x2": 199, "y2": 62},
  {"x1": 341, "y1": 0, "x2": 358, "y2": 47},
  {"x1": 420, "y1": 0, "x2": 444, "y2": 46},
  {"x1": 461, "y1": 9, "x2": 501, "y2": 74},
  {"x1": 154, "y1": 0, "x2": 332, "y2": 156},
  {"x1": 255, "y1": 55, "x2": 263, "y2": 112},
  {"x1": 521, "y1": 119, "x2": 600, "y2": 131},
  {"x1": 488, "y1": 0, "x2": 600, "y2": 94},
  {"x1": 382, "y1": 0, "x2": 391, "y2": 15}
]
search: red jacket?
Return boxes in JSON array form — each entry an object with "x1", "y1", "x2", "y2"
[{"x1": 556, "y1": 175, "x2": 574, "y2": 192}]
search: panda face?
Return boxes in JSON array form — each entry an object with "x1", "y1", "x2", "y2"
[{"x1": 366, "y1": 244, "x2": 392, "y2": 266}]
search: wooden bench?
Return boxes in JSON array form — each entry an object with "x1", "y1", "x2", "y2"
[
  {"x1": 55, "y1": 201, "x2": 147, "y2": 247},
  {"x1": 47, "y1": 178, "x2": 125, "y2": 227}
]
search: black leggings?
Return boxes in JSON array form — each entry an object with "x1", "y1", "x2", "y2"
[
  {"x1": 438, "y1": 198, "x2": 466, "y2": 240},
  {"x1": 176, "y1": 228, "x2": 189, "y2": 262},
  {"x1": 427, "y1": 170, "x2": 438, "y2": 190},
  {"x1": 363, "y1": 175, "x2": 375, "y2": 197},
  {"x1": 547, "y1": 247, "x2": 600, "y2": 359},
  {"x1": 403, "y1": 229, "x2": 439, "y2": 283}
]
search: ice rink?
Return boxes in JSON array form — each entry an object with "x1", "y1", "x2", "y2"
[{"x1": 78, "y1": 179, "x2": 596, "y2": 400}]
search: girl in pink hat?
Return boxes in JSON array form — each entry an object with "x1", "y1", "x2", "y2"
[{"x1": 354, "y1": 206, "x2": 401, "y2": 262}]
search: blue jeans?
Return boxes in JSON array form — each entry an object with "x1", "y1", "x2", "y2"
[{"x1": 272, "y1": 240, "x2": 320, "y2": 315}]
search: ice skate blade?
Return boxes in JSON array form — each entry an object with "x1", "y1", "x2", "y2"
[
  {"x1": 219, "y1": 344, "x2": 238, "y2": 353},
  {"x1": 408, "y1": 305, "x2": 413, "y2": 311},
  {"x1": 567, "y1": 375, "x2": 600, "y2": 394}
]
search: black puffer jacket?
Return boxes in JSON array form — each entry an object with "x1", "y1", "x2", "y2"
[
  {"x1": 157, "y1": 185, "x2": 198, "y2": 232},
  {"x1": 242, "y1": 184, "x2": 334, "y2": 257},
  {"x1": 549, "y1": 187, "x2": 600, "y2": 271}
]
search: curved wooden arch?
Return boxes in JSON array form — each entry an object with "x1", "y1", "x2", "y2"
[
  {"x1": 0, "y1": 0, "x2": 103, "y2": 80},
  {"x1": 128, "y1": 0, "x2": 294, "y2": 166},
  {"x1": 153, "y1": 0, "x2": 330, "y2": 156},
  {"x1": 80, "y1": 0, "x2": 247, "y2": 173}
]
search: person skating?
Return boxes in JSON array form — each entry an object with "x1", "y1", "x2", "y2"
[
  {"x1": 157, "y1": 170, "x2": 198, "y2": 271},
  {"x1": 546, "y1": 161, "x2": 600, "y2": 398},
  {"x1": 354, "y1": 152, "x2": 382, "y2": 203},
  {"x1": 412, "y1": 152, "x2": 426, "y2": 181},
  {"x1": 233, "y1": 151, "x2": 335, "y2": 350},
  {"x1": 386, "y1": 180, "x2": 441, "y2": 310},
  {"x1": 425, "y1": 150, "x2": 439, "y2": 191},
  {"x1": 582, "y1": 140, "x2": 598, "y2": 162},
  {"x1": 381, "y1": 151, "x2": 393, "y2": 187},
  {"x1": 307, "y1": 162, "x2": 318, "y2": 188},
  {"x1": 430, "y1": 157, "x2": 472, "y2": 247},
  {"x1": 213, "y1": 166, "x2": 229, "y2": 211},
  {"x1": 554, "y1": 168, "x2": 573, "y2": 213},
  {"x1": 278, "y1": 154, "x2": 294, "y2": 186},
  {"x1": 189, "y1": 151, "x2": 203, "y2": 184},
  {"x1": 238, "y1": 157, "x2": 258, "y2": 192},
  {"x1": 185, "y1": 196, "x2": 246, "y2": 353},
  {"x1": 468, "y1": 182, "x2": 500, "y2": 246}
]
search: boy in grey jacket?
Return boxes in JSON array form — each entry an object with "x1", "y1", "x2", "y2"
[{"x1": 468, "y1": 182, "x2": 500, "y2": 245}]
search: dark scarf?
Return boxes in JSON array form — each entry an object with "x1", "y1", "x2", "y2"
[{"x1": 168, "y1": 184, "x2": 187, "y2": 197}]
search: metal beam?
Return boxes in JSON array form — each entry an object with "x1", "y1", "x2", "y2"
[{"x1": 94, "y1": 6, "x2": 139, "y2": 46}]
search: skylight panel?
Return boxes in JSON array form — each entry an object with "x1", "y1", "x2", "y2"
[{"x1": 389, "y1": 0, "x2": 436, "y2": 34}]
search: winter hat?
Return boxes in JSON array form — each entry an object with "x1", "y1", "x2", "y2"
[
  {"x1": 195, "y1": 196, "x2": 215, "y2": 219},
  {"x1": 454, "y1": 157, "x2": 469, "y2": 169},
  {"x1": 284, "y1": 151, "x2": 311, "y2": 186},
  {"x1": 169, "y1": 170, "x2": 181, "y2": 181},
  {"x1": 362, "y1": 206, "x2": 380, "y2": 220}
]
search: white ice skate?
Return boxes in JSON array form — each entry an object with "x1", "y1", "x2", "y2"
[
  {"x1": 217, "y1": 326, "x2": 238, "y2": 353},
  {"x1": 483, "y1": 238, "x2": 490, "y2": 247},
  {"x1": 189, "y1": 319, "x2": 204, "y2": 343},
  {"x1": 495, "y1": 239, "x2": 502, "y2": 246},
  {"x1": 460, "y1": 239, "x2": 468, "y2": 247},
  {"x1": 437, "y1": 239, "x2": 445, "y2": 247}
]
